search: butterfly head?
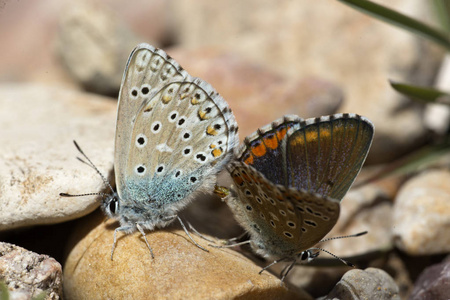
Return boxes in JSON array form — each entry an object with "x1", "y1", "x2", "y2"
[
  {"x1": 297, "y1": 249, "x2": 319, "y2": 263},
  {"x1": 101, "y1": 192, "x2": 120, "y2": 219}
]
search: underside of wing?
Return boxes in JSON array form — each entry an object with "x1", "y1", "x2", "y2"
[
  {"x1": 115, "y1": 44, "x2": 189, "y2": 198},
  {"x1": 123, "y1": 78, "x2": 238, "y2": 207},
  {"x1": 227, "y1": 162, "x2": 340, "y2": 257}
]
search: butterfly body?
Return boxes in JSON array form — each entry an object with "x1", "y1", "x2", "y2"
[
  {"x1": 103, "y1": 44, "x2": 238, "y2": 249},
  {"x1": 225, "y1": 114, "x2": 373, "y2": 262}
]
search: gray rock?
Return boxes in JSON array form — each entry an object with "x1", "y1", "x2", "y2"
[
  {"x1": 0, "y1": 242, "x2": 62, "y2": 300},
  {"x1": 409, "y1": 259, "x2": 450, "y2": 300},
  {"x1": 322, "y1": 268, "x2": 400, "y2": 300},
  {"x1": 56, "y1": 1, "x2": 141, "y2": 95}
]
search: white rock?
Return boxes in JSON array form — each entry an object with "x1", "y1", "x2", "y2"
[
  {"x1": 0, "y1": 84, "x2": 116, "y2": 231},
  {"x1": 393, "y1": 169, "x2": 450, "y2": 254}
]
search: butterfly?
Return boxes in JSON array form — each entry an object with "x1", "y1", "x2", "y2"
[
  {"x1": 64, "y1": 43, "x2": 239, "y2": 259},
  {"x1": 222, "y1": 113, "x2": 374, "y2": 280}
]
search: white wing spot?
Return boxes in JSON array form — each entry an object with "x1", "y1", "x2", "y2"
[{"x1": 156, "y1": 143, "x2": 173, "y2": 153}]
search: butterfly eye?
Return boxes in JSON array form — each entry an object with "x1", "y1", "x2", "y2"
[
  {"x1": 109, "y1": 199, "x2": 118, "y2": 215},
  {"x1": 103, "y1": 196, "x2": 119, "y2": 218}
]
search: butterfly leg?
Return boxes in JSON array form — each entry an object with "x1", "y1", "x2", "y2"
[
  {"x1": 258, "y1": 257, "x2": 289, "y2": 275},
  {"x1": 136, "y1": 223, "x2": 155, "y2": 259},
  {"x1": 187, "y1": 222, "x2": 216, "y2": 243},
  {"x1": 111, "y1": 225, "x2": 134, "y2": 260},
  {"x1": 279, "y1": 260, "x2": 297, "y2": 283},
  {"x1": 176, "y1": 216, "x2": 209, "y2": 252},
  {"x1": 208, "y1": 239, "x2": 251, "y2": 249}
]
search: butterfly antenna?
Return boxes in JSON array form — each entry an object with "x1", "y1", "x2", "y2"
[
  {"x1": 60, "y1": 192, "x2": 110, "y2": 198},
  {"x1": 319, "y1": 231, "x2": 368, "y2": 243},
  {"x1": 309, "y1": 247, "x2": 355, "y2": 267},
  {"x1": 72, "y1": 140, "x2": 115, "y2": 195}
]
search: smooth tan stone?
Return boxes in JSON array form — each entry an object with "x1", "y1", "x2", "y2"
[
  {"x1": 64, "y1": 212, "x2": 309, "y2": 300},
  {"x1": 0, "y1": 84, "x2": 115, "y2": 231},
  {"x1": 393, "y1": 169, "x2": 450, "y2": 255}
]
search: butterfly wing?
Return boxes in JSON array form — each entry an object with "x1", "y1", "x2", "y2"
[
  {"x1": 125, "y1": 79, "x2": 238, "y2": 206},
  {"x1": 116, "y1": 44, "x2": 238, "y2": 223},
  {"x1": 115, "y1": 43, "x2": 190, "y2": 198},
  {"x1": 285, "y1": 114, "x2": 374, "y2": 200},
  {"x1": 237, "y1": 115, "x2": 304, "y2": 186},
  {"x1": 227, "y1": 162, "x2": 340, "y2": 258},
  {"x1": 235, "y1": 114, "x2": 373, "y2": 201}
]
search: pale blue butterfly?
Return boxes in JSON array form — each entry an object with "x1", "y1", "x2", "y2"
[{"x1": 64, "y1": 43, "x2": 239, "y2": 259}]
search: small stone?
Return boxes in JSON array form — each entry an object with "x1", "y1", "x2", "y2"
[
  {"x1": 323, "y1": 268, "x2": 400, "y2": 300},
  {"x1": 64, "y1": 211, "x2": 308, "y2": 299},
  {"x1": 409, "y1": 258, "x2": 450, "y2": 300},
  {"x1": 0, "y1": 242, "x2": 63, "y2": 300},
  {"x1": 393, "y1": 169, "x2": 450, "y2": 255},
  {"x1": 0, "y1": 84, "x2": 115, "y2": 231},
  {"x1": 56, "y1": 1, "x2": 141, "y2": 95}
]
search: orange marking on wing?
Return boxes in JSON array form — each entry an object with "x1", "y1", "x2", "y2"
[
  {"x1": 198, "y1": 110, "x2": 209, "y2": 120},
  {"x1": 263, "y1": 134, "x2": 278, "y2": 149},
  {"x1": 276, "y1": 128, "x2": 287, "y2": 141},
  {"x1": 162, "y1": 95, "x2": 172, "y2": 104},
  {"x1": 241, "y1": 172, "x2": 253, "y2": 183},
  {"x1": 206, "y1": 126, "x2": 218, "y2": 136},
  {"x1": 212, "y1": 148, "x2": 223, "y2": 158},
  {"x1": 232, "y1": 174, "x2": 244, "y2": 186},
  {"x1": 289, "y1": 134, "x2": 306, "y2": 146},
  {"x1": 251, "y1": 143, "x2": 266, "y2": 157},
  {"x1": 244, "y1": 155, "x2": 254, "y2": 165}
]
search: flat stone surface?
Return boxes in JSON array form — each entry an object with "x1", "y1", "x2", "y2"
[
  {"x1": 393, "y1": 169, "x2": 450, "y2": 255},
  {"x1": 64, "y1": 211, "x2": 309, "y2": 300},
  {"x1": 0, "y1": 84, "x2": 116, "y2": 231}
]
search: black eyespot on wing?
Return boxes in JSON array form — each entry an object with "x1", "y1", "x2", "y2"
[
  {"x1": 137, "y1": 137, "x2": 145, "y2": 145},
  {"x1": 141, "y1": 87, "x2": 149, "y2": 95}
]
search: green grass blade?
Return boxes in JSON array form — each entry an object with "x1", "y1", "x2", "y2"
[
  {"x1": 433, "y1": 0, "x2": 450, "y2": 33},
  {"x1": 390, "y1": 80, "x2": 450, "y2": 104},
  {"x1": 337, "y1": 0, "x2": 450, "y2": 50}
]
